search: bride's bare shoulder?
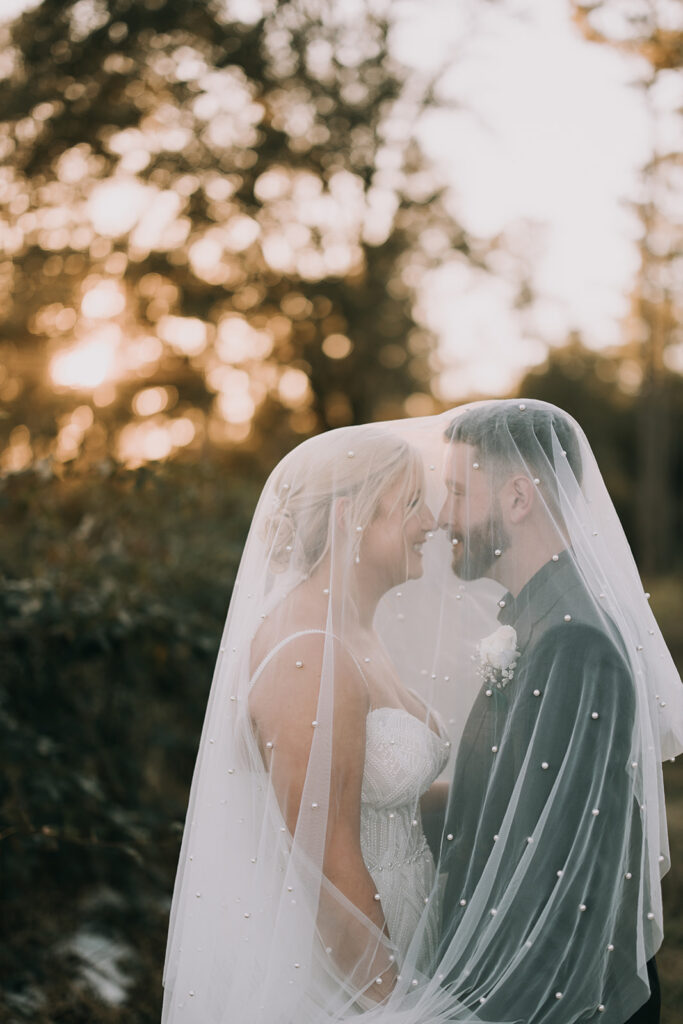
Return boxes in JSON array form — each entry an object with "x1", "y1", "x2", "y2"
[{"x1": 248, "y1": 583, "x2": 328, "y2": 677}]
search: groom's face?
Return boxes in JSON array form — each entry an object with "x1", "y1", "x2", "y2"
[{"x1": 439, "y1": 442, "x2": 509, "y2": 581}]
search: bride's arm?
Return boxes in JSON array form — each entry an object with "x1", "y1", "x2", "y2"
[
  {"x1": 420, "y1": 779, "x2": 449, "y2": 816},
  {"x1": 420, "y1": 779, "x2": 450, "y2": 857},
  {"x1": 249, "y1": 634, "x2": 398, "y2": 1003}
]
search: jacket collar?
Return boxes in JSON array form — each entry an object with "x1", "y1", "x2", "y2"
[{"x1": 496, "y1": 548, "x2": 582, "y2": 652}]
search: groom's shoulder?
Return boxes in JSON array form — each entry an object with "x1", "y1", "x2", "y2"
[
  {"x1": 526, "y1": 618, "x2": 635, "y2": 718},
  {"x1": 531, "y1": 617, "x2": 627, "y2": 666},
  {"x1": 532, "y1": 576, "x2": 628, "y2": 663}
]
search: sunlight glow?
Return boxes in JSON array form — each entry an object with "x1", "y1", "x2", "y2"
[
  {"x1": 81, "y1": 279, "x2": 126, "y2": 319},
  {"x1": 120, "y1": 335, "x2": 164, "y2": 372},
  {"x1": 1, "y1": 425, "x2": 32, "y2": 473},
  {"x1": 278, "y1": 367, "x2": 311, "y2": 408},
  {"x1": 188, "y1": 233, "x2": 224, "y2": 281},
  {"x1": 132, "y1": 386, "x2": 171, "y2": 416},
  {"x1": 224, "y1": 214, "x2": 261, "y2": 252},
  {"x1": 50, "y1": 326, "x2": 121, "y2": 390},
  {"x1": 322, "y1": 334, "x2": 353, "y2": 359},
  {"x1": 212, "y1": 367, "x2": 255, "y2": 424},
  {"x1": 55, "y1": 406, "x2": 93, "y2": 461},
  {"x1": 216, "y1": 315, "x2": 274, "y2": 362},
  {"x1": 116, "y1": 414, "x2": 197, "y2": 467},
  {"x1": 216, "y1": 390, "x2": 255, "y2": 424},
  {"x1": 157, "y1": 315, "x2": 207, "y2": 356},
  {"x1": 87, "y1": 178, "x2": 150, "y2": 237},
  {"x1": 168, "y1": 416, "x2": 196, "y2": 447}
]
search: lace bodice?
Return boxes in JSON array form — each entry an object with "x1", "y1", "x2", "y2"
[{"x1": 360, "y1": 705, "x2": 450, "y2": 970}]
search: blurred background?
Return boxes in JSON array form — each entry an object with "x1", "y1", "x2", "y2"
[{"x1": 0, "y1": 0, "x2": 681, "y2": 1020}]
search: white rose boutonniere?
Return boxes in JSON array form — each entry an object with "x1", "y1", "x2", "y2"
[{"x1": 477, "y1": 625, "x2": 519, "y2": 691}]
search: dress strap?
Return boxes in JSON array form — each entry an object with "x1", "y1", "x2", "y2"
[{"x1": 249, "y1": 629, "x2": 369, "y2": 693}]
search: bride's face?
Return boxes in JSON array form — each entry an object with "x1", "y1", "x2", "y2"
[{"x1": 358, "y1": 475, "x2": 436, "y2": 588}]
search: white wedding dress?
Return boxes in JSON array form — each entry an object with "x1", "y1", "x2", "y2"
[
  {"x1": 361, "y1": 704, "x2": 450, "y2": 971},
  {"x1": 249, "y1": 630, "x2": 450, "y2": 976}
]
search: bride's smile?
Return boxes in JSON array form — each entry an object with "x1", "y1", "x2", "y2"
[{"x1": 356, "y1": 480, "x2": 436, "y2": 590}]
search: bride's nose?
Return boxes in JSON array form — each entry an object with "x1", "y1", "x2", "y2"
[{"x1": 421, "y1": 504, "x2": 437, "y2": 532}]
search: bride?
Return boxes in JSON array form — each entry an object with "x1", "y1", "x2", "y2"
[
  {"x1": 248, "y1": 426, "x2": 447, "y2": 993},
  {"x1": 162, "y1": 403, "x2": 681, "y2": 1024},
  {"x1": 161, "y1": 424, "x2": 452, "y2": 1022}
]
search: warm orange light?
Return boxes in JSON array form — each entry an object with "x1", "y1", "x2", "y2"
[
  {"x1": 50, "y1": 327, "x2": 120, "y2": 390},
  {"x1": 278, "y1": 367, "x2": 311, "y2": 408},
  {"x1": 216, "y1": 390, "x2": 255, "y2": 424},
  {"x1": 132, "y1": 386, "x2": 170, "y2": 416},
  {"x1": 404, "y1": 393, "x2": 436, "y2": 417},
  {"x1": 168, "y1": 417, "x2": 196, "y2": 447},
  {"x1": 157, "y1": 315, "x2": 207, "y2": 356},
  {"x1": 1, "y1": 425, "x2": 32, "y2": 474},
  {"x1": 224, "y1": 214, "x2": 260, "y2": 252},
  {"x1": 81, "y1": 280, "x2": 126, "y2": 319},
  {"x1": 322, "y1": 334, "x2": 353, "y2": 359},
  {"x1": 216, "y1": 315, "x2": 274, "y2": 362}
]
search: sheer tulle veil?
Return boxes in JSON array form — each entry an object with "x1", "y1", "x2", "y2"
[{"x1": 162, "y1": 399, "x2": 682, "y2": 1024}]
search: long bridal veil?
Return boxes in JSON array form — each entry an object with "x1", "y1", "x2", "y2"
[{"x1": 161, "y1": 400, "x2": 682, "y2": 1024}]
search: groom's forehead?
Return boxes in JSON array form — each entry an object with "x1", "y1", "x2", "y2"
[{"x1": 443, "y1": 441, "x2": 481, "y2": 481}]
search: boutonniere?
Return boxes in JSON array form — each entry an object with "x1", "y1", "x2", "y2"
[{"x1": 477, "y1": 625, "x2": 519, "y2": 691}]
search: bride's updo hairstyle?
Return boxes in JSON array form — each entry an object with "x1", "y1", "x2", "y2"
[{"x1": 262, "y1": 426, "x2": 423, "y2": 575}]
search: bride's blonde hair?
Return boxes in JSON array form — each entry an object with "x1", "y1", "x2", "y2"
[{"x1": 263, "y1": 427, "x2": 423, "y2": 575}]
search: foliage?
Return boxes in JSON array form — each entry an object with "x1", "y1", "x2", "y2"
[
  {"x1": 519, "y1": 336, "x2": 683, "y2": 572},
  {"x1": 0, "y1": 456, "x2": 260, "y2": 1020},
  {"x1": 570, "y1": 0, "x2": 683, "y2": 575},
  {"x1": 0, "y1": 0, "x2": 485, "y2": 473}
]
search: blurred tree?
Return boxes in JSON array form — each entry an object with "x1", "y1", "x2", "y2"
[
  {"x1": 571, "y1": 0, "x2": 683, "y2": 574},
  {"x1": 0, "y1": 0, "x2": 485, "y2": 475},
  {"x1": 518, "y1": 331, "x2": 683, "y2": 570},
  {"x1": 0, "y1": 2, "x2": 495, "y2": 1016}
]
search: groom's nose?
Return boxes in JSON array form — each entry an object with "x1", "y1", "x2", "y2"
[{"x1": 437, "y1": 496, "x2": 452, "y2": 532}]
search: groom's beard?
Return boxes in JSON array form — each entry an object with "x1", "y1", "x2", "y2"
[{"x1": 451, "y1": 505, "x2": 509, "y2": 581}]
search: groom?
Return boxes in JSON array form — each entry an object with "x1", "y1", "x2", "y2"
[{"x1": 437, "y1": 402, "x2": 660, "y2": 1024}]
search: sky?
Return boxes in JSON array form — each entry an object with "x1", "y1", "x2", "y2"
[
  {"x1": 390, "y1": 0, "x2": 653, "y2": 396},
  {"x1": 2, "y1": 0, "x2": 659, "y2": 399}
]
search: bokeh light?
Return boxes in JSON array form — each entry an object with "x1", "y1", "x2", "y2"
[
  {"x1": 132, "y1": 386, "x2": 172, "y2": 417},
  {"x1": 50, "y1": 326, "x2": 121, "y2": 390},
  {"x1": 81, "y1": 279, "x2": 126, "y2": 319},
  {"x1": 157, "y1": 316, "x2": 207, "y2": 356},
  {"x1": 322, "y1": 333, "x2": 353, "y2": 359},
  {"x1": 278, "y1": 367, "x2": 311, "y2": 409}
]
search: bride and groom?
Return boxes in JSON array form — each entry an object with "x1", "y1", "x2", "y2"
[{"x1": 162, "y1": 400, "x2": 679, "y2": 1024}]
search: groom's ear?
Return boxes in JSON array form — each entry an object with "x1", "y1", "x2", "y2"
[{"x1": 506, "y1": 474, "x2": 535, "y2": 524}]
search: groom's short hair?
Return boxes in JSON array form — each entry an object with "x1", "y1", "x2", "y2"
[{"x1": 444, "y1": 402, "x2": 583, "y2": 496}]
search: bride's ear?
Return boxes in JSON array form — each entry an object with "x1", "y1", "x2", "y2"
[{"x1": 333, "y1": 496, "x2": 352, "y2": 533}]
